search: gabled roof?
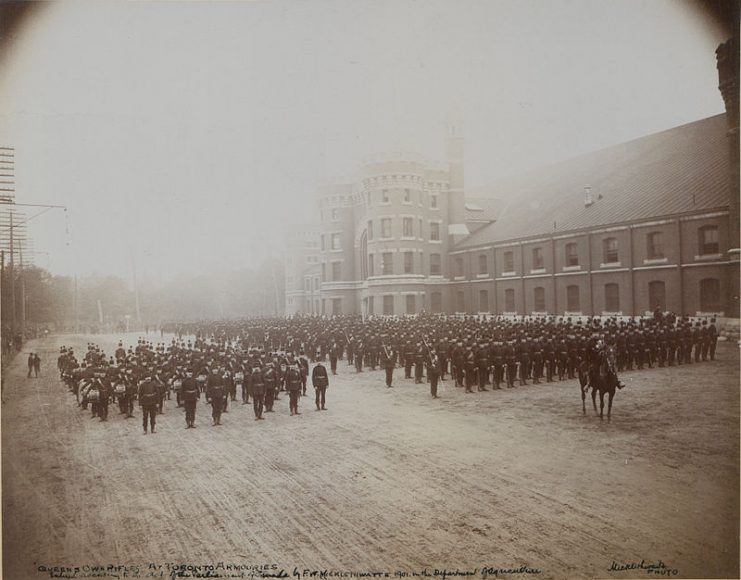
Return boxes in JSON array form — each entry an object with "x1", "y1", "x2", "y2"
[{"x1": 456, "y1": 114, "x2": 731, "y2": 249}]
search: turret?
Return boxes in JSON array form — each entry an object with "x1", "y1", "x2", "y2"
[{"x1": 446, "y1": 114, "x2": 468, "y2": 244}]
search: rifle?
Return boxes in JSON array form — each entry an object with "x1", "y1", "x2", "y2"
[{"x1": 422, "y1": 337, "x2": 443, "y2": 382}]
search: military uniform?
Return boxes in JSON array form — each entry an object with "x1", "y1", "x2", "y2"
[
  {"x1": 181, "y1": 375, "x2": 199, "y2": 428},
  {"x1": 312, "y1": 362, "x2": 329, "y2": 410}
]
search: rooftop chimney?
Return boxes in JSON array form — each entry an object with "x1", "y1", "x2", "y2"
[{"x1": 584, "y1": 186, "x2": 593, "y2": 207}]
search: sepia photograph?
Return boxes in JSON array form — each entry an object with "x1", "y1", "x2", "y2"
[{"x1": 1, "y1": 1, "x2": 739, "y2": 579}]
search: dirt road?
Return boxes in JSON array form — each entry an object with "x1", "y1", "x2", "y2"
[{"x1": 2, "y1": 334, "x2": 739, "y2": 579}]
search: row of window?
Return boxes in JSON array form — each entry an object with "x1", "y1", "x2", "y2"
[
  {"x1": 366, "y1": 252, "x2": 443, "y2": 277},
  {"x1": 323, "y1": 252, "x2": 444, "y2": 281},
  {"x1": 367, "y1": 218, "x2": 441, "y2": 241},
  {"x1": 365, "y1": 294, "x2": 420, "y2": 316},
  {"x1": 372, "y1": 189, "x2": 439, "y2": 208},
  {"x1": 303, "y1": 277, "x2": 320, "y2": 291},
  {"x1": 319, "y1": 278, "x2": 722, "y2": 315},
  {"x1": 463, "y1": 279, "x2": 720, "y2": 313},
  {"x1": 320, "y1": 233, "x2": 343, "y2": 251},
  {"x1": 455, "y1": 226, "x2": 721, "y2": 276}
]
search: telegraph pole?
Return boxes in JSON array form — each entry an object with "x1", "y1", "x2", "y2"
[
  {"x1": 19, "y1": 242, "x2": 25, "y2": 337},
  {"x1": 9, "y1": 212, "x2": 15, "y2": 337}
]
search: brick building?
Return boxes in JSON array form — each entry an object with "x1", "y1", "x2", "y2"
[
  {"x1": 285, "y1": 111, "x2": 737, "y2": 320},
  {"x1": 449, "y1": 114, "x2": 735, "y2": 319}
]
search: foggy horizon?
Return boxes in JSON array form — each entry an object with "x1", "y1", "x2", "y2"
[{"x1": 0, "y1": 0, "x2": 729, "y2": 283}]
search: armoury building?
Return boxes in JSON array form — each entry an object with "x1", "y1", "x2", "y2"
[{"x1": 285, "y1": 39, "x2": 739, "y2": 322}]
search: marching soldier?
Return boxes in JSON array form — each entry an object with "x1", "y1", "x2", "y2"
[
  {"x1": 312, "y1": 360, "x2": 329, "y2": 410},
  {"x1": 414, "y1": 342, "x2": 425, "y2": 384},
  {"x1": 285, "y1": 363, "x2": 303, "y2": 416},
  {"x1": 138, "y1": 372, "x2": 159, "y2": 434},
  {"x1": 206, "y1": 367, "x2": 226, "y2": 426},
  {"x1": 264, "y1": 363, "x2": 277, "y2": 412},
  {"x1": 354, "y1": 340, "x2": 364, "y2": 373},
  {"x1": 435, "y1": 338, "x2": 449, "y2": 379},
  {"x1": 404, "y1": 341, "x2": 415, "y2": 379},
  {"x1": 181, "y1": 370, "x2": 199, "y2": 428},
  {"x1": 452, "y1": 341, "x2": 465, "y2": 388},
  {"x1": 298, "y1": 351, "x2": 310, "y2": 396},
  {"x1": 427, "y1": 353, "x2": 441, "y2": 399},
  {"x1": 504, "y1": 340, "x2": 517, "y2": 388},
  {"x1": 544, "y1": 337, "x2": 555, "y2": 383},
  {"x1": 381, "y1": 345, "x2": 396, "y2": 388},
  {"x1": 329, "y1": 341, "x2": 340, "y2": 375},
  {"x1": 532, "y1": 338, "x2": 544, "y2": 384},
  {"x1": 491, "y1": 340, "x2": 504, "y2": 389},
  {"x1": 464, "y1": 346, "x2": 476, "y2": 393},
  {"x1": 250, "y1": 366, "x2": 266, "y2": 420},
  {"x1": 476, "y1": 343, "x2": 489, "y2": 391},
  {"x1": 516, "y1": 339, "x2": 530, "y2": 386}
]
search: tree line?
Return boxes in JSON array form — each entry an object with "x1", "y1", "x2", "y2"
[{"x1": 0, "y1": 259, "x2": 285, "y2": 335}]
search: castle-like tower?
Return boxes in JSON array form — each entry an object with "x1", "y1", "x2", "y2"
[
  {"x1": 446, "y1": 113, "x2": 469, "y2": 244},
  {"x1": 299, "y1": 121, "x2": 467, "y2": 316}
]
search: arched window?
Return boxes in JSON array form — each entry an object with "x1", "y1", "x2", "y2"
[
  {"x1": 430, "y1": 292, "x2": 442, "y2": 313},
  {"x1": 532, "y1": 247, "x2": 544, "y2": 270},
  {"x1": 647, "y1": 232, "x2": 664, "y2": 259},
  {"x1": 566, "y1": 285, "x2": 580, "y2": 311},
  {"x1": 478, "y1": 254, "x2": 488, "y2": 275},
  {"x1": 504, "y1": 289, "x2": 516, "y2": 312},
  {"x1": 456, "y1": 291, "x2": 465, "y2": 312},
  {"x1": 699, "y1": 278, "x2": 721, "y2": 311},
  {"x1": 503, "y1": 251, "x2": 514, "y2": 272},
  {"x1": 533, "y1": 287, "x2": 546, "y2": 311},
  {"x1": 604, "y1": 283, "x2": 620, "y2": 312},
  {"x1": 603, "y1": 238, "x2": 619, "y2": 264},
  {"x1": 565, "y1": 243, "x2": 579, "y2": 267},
  {"x1": 698, "y1": 226, "x2": 719, "y2": 255},
  {"x1": 648, "y1": 281, "x2": 666, "y2": 312},
  {"x1": 479, "y1": 290, "x2": 489, "y2": 312}
]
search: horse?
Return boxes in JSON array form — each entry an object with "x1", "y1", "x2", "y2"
[{"x1": 589, "y1": 345, "x2": 618, "y2": 422}]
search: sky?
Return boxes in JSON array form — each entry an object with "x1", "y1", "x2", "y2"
[{"x1": 0, "y1": 0, "x2": 729, "y2": 283}]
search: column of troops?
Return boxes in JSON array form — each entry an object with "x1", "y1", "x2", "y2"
[
  {"x1": 56, "y1": 310, "x2": 720, "y2": 433},
  {"x1": 57, "y1": 337, "x2": 330, "y2": 434},
  {"x1": 166, "y1": 310, "x2": 719, "y2": 396}
]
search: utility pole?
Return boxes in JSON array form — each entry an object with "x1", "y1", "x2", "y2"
[
  {"x1": 9, "y1": 212, "x2": 15, "y2": 337},
  {"x1": 19, "y1": 242, "x2": 25, "y2": 337}
]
